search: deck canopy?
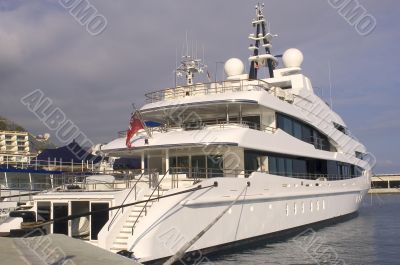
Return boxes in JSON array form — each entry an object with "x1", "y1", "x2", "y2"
[{"x1": 33, "y1": 141, "x2": 102, "y2": 165}]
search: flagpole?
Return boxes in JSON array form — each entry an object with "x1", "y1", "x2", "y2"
[{"x1": 132, "y1": 104, "x2": 152, "y2": 138}]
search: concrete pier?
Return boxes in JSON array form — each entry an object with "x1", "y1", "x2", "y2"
[{"x1": 0, "y1": 234, "x2": 141, "y2": 265}]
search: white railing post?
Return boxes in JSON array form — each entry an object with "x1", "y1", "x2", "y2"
[
  {"x1": 71, "y1": 159, "x2": 74, "y2": 172},
  {"x1": 4, "y1": 172, "x2": 8, "y2": 188},
  {"x1": 28, "y1": 172, "x2": 33, "y2": 191},
  {"x1": 50, "y1": 174, "x2": 54, "y2": 189}
]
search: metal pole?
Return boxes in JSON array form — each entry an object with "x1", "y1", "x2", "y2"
[
  {"x1": 239, "y1": 104, "x2": 243, "y2": 124},
  {"x1": 4, "y1": 172, "x2": 8, "y2": 188},
  {"x1": 141, "y1": 152, "x2": 145, "y2": 173},
  {"x1": 29, "y1": 172, "x2": 33, "y2": 191}
]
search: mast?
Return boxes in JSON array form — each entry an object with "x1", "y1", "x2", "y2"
[
  {"x1": 176, "y1": 37, "x2": 207, "y2": 86},
  {"x1": 248, "y1": 3, "x2": 278, "y2": 79}
]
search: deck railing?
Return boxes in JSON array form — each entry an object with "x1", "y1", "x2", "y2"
[
  {"x1": 144, "y1": 79, "x2": 270, "y2": 103},
  {"x1": 107, "y1": 169, "x2": 155, "y2": 231},
  {"x1": 131, "y1": 169, "x2": 170, "y2": 235},
  {"x1": 0, "y1": 157, "x2": 100, "y2": 172},
  {"x1": 118, "y1": 120, "x2": 276, "y2": 138}
]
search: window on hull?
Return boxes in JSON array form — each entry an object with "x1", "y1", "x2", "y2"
[
  {"x1": 244, "y1": 150, "x2": 363, "y2": 180},
  {"x1": 333, "y1": 122, "x2": 348, "y2": 134},
  {"x1": 270, "y1": 156, "x2": 362, "y2": 180},
  {"x1": 276, "y1": 113, "x2": 336, "y2": 152},
  {"x1": 170, "y1": 155, "x2": 223, "y2": 178}
]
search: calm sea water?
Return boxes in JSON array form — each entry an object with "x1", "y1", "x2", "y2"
[{"x1": 204, "y1": 194, "x2": 400, "y2": 265}]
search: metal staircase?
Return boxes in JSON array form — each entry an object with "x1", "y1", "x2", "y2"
[
  {"x1": 109, "y1": 170, "x2": 170, "y2": 253},
  {"x1": 110, "y1": 194, "x2": 158, "y2": 252}
]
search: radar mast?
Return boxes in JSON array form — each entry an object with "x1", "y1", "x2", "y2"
[
  {"x1": 248, "y1": 3, "x2": 278, "y2": 79},
  {"x1": 176, "y1": 36, "x2": 207, "y2": 86}
]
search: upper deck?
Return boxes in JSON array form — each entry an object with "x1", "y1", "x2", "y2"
[{"x1": 144, "y1": 79, "x2": 295, "y2": 105}]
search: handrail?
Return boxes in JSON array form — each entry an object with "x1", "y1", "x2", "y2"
[
  {"x1": 117, "y1": 121, "x2": 276, "y2": 137},
  {"x1": 107, "y1": 170, "x2": 149, "y2": 231},
  {"x1": 267, "y1": 172, "x2": 362, "y2": 181},
  {"x1": 131, "y1": 169, "x2": 170, "y2": 235},
  {"x1": 167, "y1": 167, "x2": 362, "y2": 181},
  {"x1": 144, "y1": 79, "x2": 270, "y2": 103},
  {"x1": 0, "y1": 157, "x2": 100, "y2": 172}
]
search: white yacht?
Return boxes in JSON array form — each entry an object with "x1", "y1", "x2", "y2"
[{"x1": 17, "y1": 4, "x2": 372, "y2": 264}]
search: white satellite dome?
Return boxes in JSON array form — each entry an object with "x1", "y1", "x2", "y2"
[
  {"x1": 224, "y1": 58, "x2": 244, "y2": 77},
  {"x1": 282, "y1": 48, "x2": 304, "y2": 68}
]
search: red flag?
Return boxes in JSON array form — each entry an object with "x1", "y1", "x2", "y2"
[{"x1": 126, "y1": 111, "x2": 144, "y2": 148}]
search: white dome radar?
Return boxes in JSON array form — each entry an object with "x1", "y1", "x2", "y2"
[
  {"x1": 282, "y1": 48, "x2": 304, "y2": 68},
  {"x1": 224, "y1": 58, "x2": 244, "y2": 77}
]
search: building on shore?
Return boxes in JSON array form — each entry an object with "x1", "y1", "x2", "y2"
[
  {"x1": 370, "y1": 174, "x2": 400, "y2": 193},
  {"x1": 0, "y1": 130, "x2": 30, "y2": 164}
]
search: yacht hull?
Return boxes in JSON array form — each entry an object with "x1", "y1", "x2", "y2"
[
  {"x1": 128, "y1": 173, "x2": 369, "y2": 262},
  {"x1": 145, "y1": 211, "x2": 358, "y2": 265}
]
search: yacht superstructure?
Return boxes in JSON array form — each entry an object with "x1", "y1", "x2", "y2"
[{"x1": 13, "y1": 4, "x2": 372, "y2": 263}]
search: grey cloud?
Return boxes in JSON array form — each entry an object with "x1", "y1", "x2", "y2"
[{"x1": 0, "y1": 0, "x2": 399, "y2": 173}]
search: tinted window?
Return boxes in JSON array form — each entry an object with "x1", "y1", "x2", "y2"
[
  {"x1": 269, "y1": 157, "x2": 277, "y2": 174},
  {"x1": 286, "y1": 159, "x2": 293, "y2": 176},
  {"x1": 277, "y1": 158, "x2": 285, "y2": 175},
  {"x1": 293, "y1": 121, "x2": 302, "y2": 139},
  {"x1": 283, "y1": 117, "x2": 293, "y2": 134}
]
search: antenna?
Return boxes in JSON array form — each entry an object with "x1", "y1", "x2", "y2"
[
  {"x1": 328, "y1": 61, "x2": 333, "y2": 109},
  {"x1": 176, "y1": 34, "x2": 207, "y2": 86},
  {"x1": 174, "y1": 47, "x2": 178, "y2": 88},
  {"x1": 185, "y1": 31, "x2": 189, "y2": 57},
  {"x1": 202, "y1": 44, "x2": 205, "y2": 64}
]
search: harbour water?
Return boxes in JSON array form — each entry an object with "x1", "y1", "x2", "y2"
[{"x1": 207, "y1": 194, "x2": 400, "y2": 265}]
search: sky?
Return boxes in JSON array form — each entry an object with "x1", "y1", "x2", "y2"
[{"x1": 0, "y1": 0, "x2": 399, "y2": 173}]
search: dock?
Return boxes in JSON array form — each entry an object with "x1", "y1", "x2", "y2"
[{"x1": 0, "y1": 234, "x2": 141, "y2": 265}]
